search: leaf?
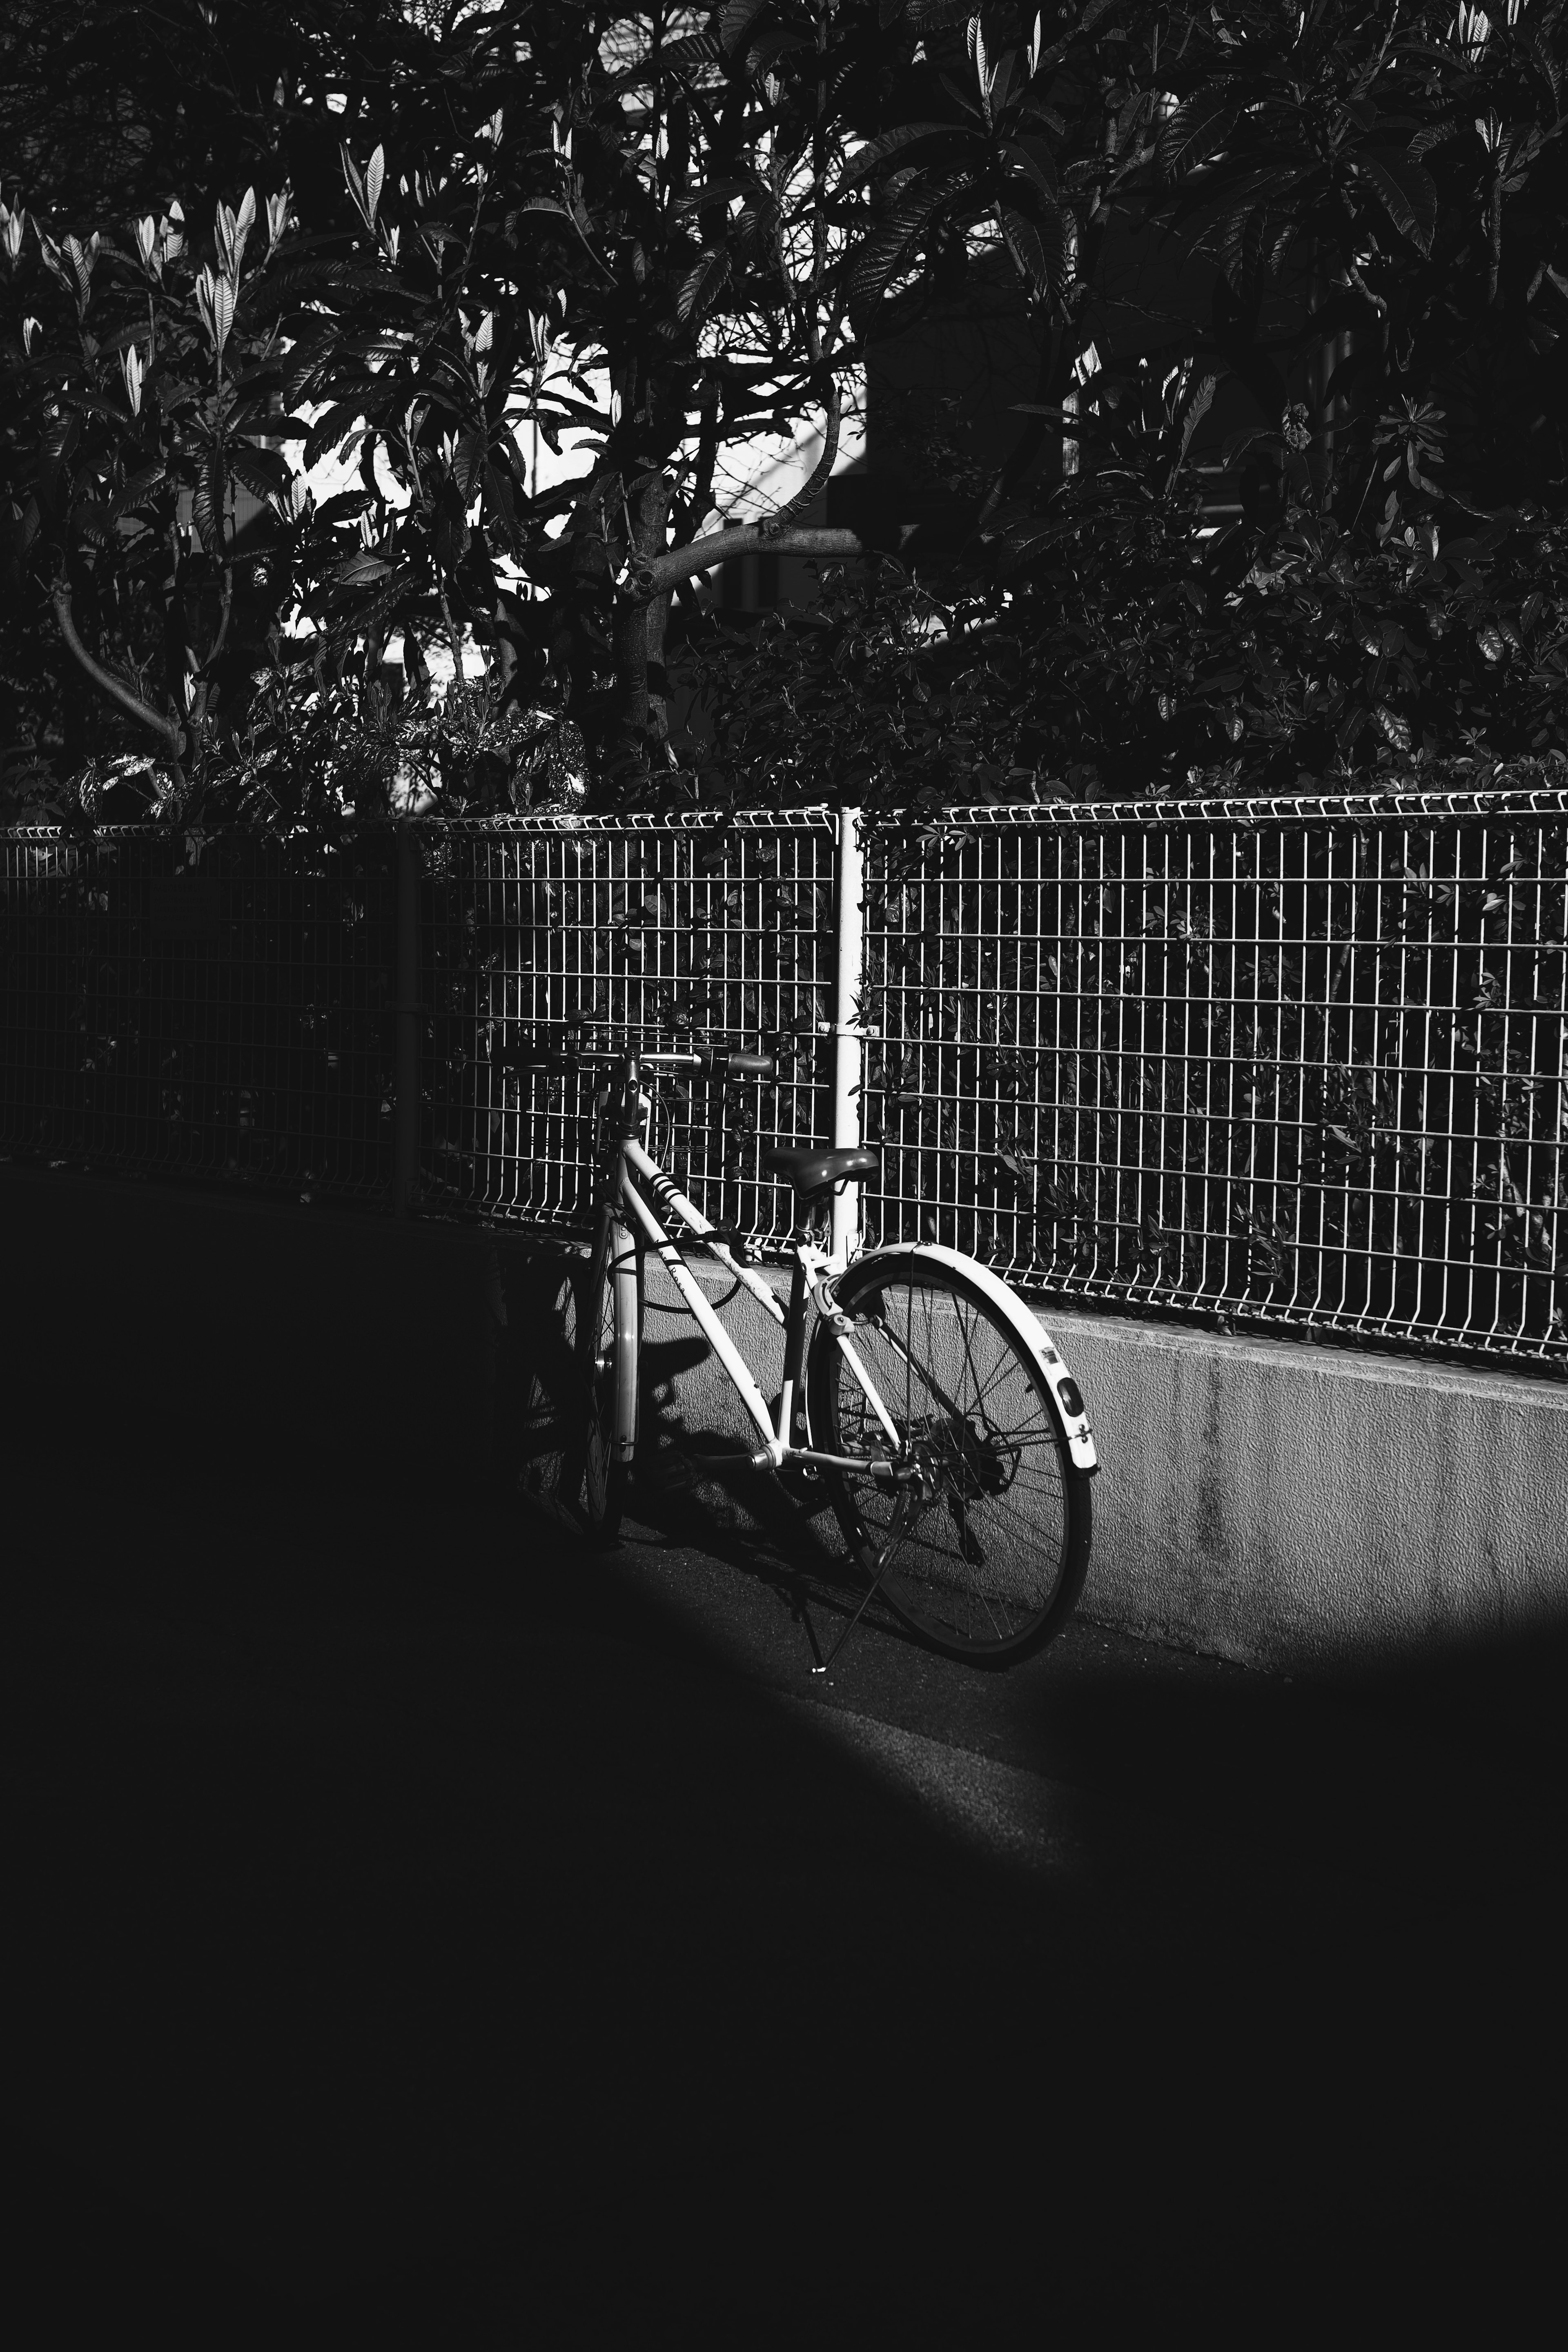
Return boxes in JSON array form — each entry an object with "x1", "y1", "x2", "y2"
[
  {"x1": 675, "y1": 247, "x2": 731, "y2": 323},
  {"x1": 482, "y1": 457, "x2": 520, "y2": 550},
  {"x1": 62, "y1": 232, "x2": 98, "y2": 315},
  {"x1": 608, "y1": 33, "x2": 722, "y2": 93},
  {"x1": 215, "y1": 196, "x2": 255, "y2": 281},
  {"x1": 514, "y1": 198, "x2": 612, "y2": 280},
  {"x1": 719, "y1": 0, "x2": 772, "y2": 56},
  {"x1": 314, "y1": 489, "x2": 374, "y2": 527},
  {"x1": 998, "y1": 205, "x2": 1062, "y2": 301},
  {"x1": 1520, "y1": 24, "x2": 1562, "y2": 107},
  {"x1": 451, "y1": 428, "x2": 485, "y2": 499},
  {"x1": 994, "y1": 516, "x2": 1081, "y2": 570},
  {"x1": 195, "y1": 265, "x2": 235, "y2": 362},
  {"x1": 70, "y1": 497, "x2": 116, "y2": 548},
  {"x1": 192, "y1": 454, "x2": 221, "y2": 556},
  {"x1": 109, "y1": 461, "x2": 168, "y2": 520},
  {"x1": 671, "y1": 178, "x2": 753, "y2": 214},
  {"x1": 227, "y1": 442, "x2": 292, "y2": 502},
  {"x1": 1357, "y1": 152, "x2": 1437, "y2": 256},
  {"x1": 303, "y1": 399, "x2": 372, "y2": 470},
  {"x1": 1110, "y1": 83, "x2": 1151, "y2": 161},
  {"x1": 1157, "y1": 83, "x2": 1238, "y2": 181},
  {"x1": 1221, "y1": 424, "x2": 1279, "y2": 468},
  {"x1": 1218, "y1": 201, "x2": 1267, "y2": 295},
  {"x1": 1175, "y1": 371, "x2": 1219, "y2": 468},
  {"x1": 364, "y1": 145, "x2": 385, "y2": 229},
  {"x1": 839, "y1": 123, "x2": 955, "y2": 189},
  {"x1": 242, "y1": 258, "x2": 399, "y2": 325},
  {"x1": 847, "y1": 180, "x2": 952, "y2": 313},
  {"x1": 907, "y1": 0, "x2": 974, "y2": 27},
  {"x1": 1002, "y1": 137, "x2": 1059, "y2": 206},
  {"x1": 745, "y1": 27, "x2": 814, "y2": 74},
  {"x1": 36, "y1": 229, "x2": 74, "y2": 296},
  {"x1": 1409, "y1": 122, "x2": 1467, "y2": 162},
  {"x1": 58, "y1": 389, "x2": 124, "y2": 427},
  {"x1": 335, "y1": 547, "x2": 394, "y2": 586},
  {"x1": 12, "y1": 494, "x2": 40, "y2": 560}
]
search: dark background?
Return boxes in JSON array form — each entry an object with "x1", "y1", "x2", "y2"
[{"x1": 9, "y1": 1161, "x2": 1564, "y2": 2333}]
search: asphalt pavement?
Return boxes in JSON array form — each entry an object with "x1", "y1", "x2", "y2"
[{"x1": 9, "y1": 1166, "x2": 1565, "y2": 2336}]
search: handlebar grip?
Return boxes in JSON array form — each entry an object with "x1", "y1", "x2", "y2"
[
  {"x1": 498, "y1": 1047, "x2": 564, "y2": 1073},
  {"x1": 722, "y1": 1051, "x2": 776, "y2": 1080}
]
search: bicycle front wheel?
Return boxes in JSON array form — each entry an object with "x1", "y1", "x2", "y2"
[
  {"x1": 579, "y1": 1212, "x2": 641, "y2": 1542},
  {"x1": 806, "y1": 1253, "x2": 1091, "y2": 1664}
]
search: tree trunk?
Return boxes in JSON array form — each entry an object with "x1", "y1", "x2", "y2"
[{"x1": 607, "y1": 470, "x2": 673, "y2": 787}]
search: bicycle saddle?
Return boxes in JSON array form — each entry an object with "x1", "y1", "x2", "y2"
[{"x1": 764, "y1": 1145, "x2": 881, "y2": 1198}]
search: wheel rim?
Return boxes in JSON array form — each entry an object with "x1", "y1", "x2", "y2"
[{"x1": 827, "y1": 1269, "x2": 1073, "y2": 1653}]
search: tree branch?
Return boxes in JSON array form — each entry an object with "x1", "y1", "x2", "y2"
[
  {"x1": 205, "y1": 563, "x2": 235, "y2": 675},
  {"x1": 768, "y1": 376, "x2": 842, "y2": 528},
  {"x1": 642, "y1": 521, "x2": 875, "y2": 595},
  {"x1": 51, "y1": 582, "x2": 185, "y2": 762}
]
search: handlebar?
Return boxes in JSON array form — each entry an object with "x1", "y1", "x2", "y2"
[{"x1": 497, "y1": 1034, "x2": 776, "y2": 1083}]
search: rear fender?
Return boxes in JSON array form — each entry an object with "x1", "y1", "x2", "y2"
[{"x1": 840, "y1": 1243, "x2": 1098, "y2": 1473}]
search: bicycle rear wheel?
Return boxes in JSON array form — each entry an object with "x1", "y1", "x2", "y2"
[
  {"x1": 806, "y1": 1252, "x2": 1091, "y2": 1664},
  {"x1": 579, "y1": 1211, "x2": 641, "y2": 1542}
]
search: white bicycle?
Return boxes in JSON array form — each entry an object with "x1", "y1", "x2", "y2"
[{"x1": 527, "y1": 1029, "x2": 1098, "y2": 1670}]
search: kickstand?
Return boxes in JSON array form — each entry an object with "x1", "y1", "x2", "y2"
[
  {"x1": 811, "y1": 1527, "x2": 904, "y2": 1678},
  {"x1": 788, "y1": 1577, "x2": 827, "y2": 1674}
]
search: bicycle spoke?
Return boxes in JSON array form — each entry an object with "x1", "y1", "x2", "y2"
[{"x1": 811, "y1": 1257, "x2": 1089, "y2": 1662}]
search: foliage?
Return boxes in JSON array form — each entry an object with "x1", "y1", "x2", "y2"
[
  {"x1": 2, "y1": 0, "x2": 967, "y2": 811},
  {"x1": 683, "y1": 0, "x2": 1568, "y2": 806},
  {"x1": 2, "y1": 2, "x2": 1568, "y2": 821},
  {"x1": 687, "y1": 375, "x2": 1568, "y2": 807},
  {"x1": 63, "y1": 670, "x2": 586, "y2": 828}
]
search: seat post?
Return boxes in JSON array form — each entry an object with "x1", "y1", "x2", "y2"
[
  {"x1": 830, "y1": 806, "x2": 865, "y2": 1264},
  {"x1": 777, "y1": 1252, "x2": 811, "y2": 1449}
]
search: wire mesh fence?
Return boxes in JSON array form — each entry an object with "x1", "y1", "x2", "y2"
[
  {"x1": 860, "y1": 791, "x2": 1566, "y2": 1369},
  {"x1": 0, "y1": 828, "x2": 397, "y2": 1201},
  {"x1": 3, "y1": 790, "x2": 1562, "y2": 1370},
  {"x1": 419, "y1": 813, "x2": 837, "y2": 1238}
]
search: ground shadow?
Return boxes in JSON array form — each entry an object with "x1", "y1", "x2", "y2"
[{"x1": 10, "y1": 1170, "x2": 1564, "y2": 2327}]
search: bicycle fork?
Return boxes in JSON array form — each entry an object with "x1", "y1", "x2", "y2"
[{"x1": 603, "y1": 1210, "x2": 641, "y2": 1464}]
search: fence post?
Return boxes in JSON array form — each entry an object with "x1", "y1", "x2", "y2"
[
  {"x1": 393, "y1": 826, "x2": 420, "y2": 1216},
  {"x1": 830, "y1": 806, "x2": 865, "y2": 1264}
]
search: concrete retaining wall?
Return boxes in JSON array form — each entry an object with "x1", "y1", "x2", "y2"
[{"x1": 1045, "y1": 1303, "x2": 1567, "y2": 1670}]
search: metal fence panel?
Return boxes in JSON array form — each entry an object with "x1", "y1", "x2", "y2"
[
  {"x1": 0, "y1": 828, "x2": 396, "y2": 1201},
  {"x1": 418, "y1": 812, "x2": 837, "y2": 1237},
  {"x1": 4, "y1": 792, "x2": 1562, "y2": 1372},
  {"x1": 862, "y1": 792, "x2": 1566, "y2": 1369}
]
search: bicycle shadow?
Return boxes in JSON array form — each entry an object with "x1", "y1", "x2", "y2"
[
  {"x1": 497, "y1": 1234, "x2": 880, "y2": 1635},
  {"x1": 495, "y1": 1237, "x2": 586, "y2": 1515}
]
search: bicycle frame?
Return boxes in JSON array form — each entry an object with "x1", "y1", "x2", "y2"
[{"x1": 598, "y1": 1064, "x2": 903, "y2": 1478}]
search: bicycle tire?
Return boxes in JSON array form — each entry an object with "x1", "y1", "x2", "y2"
[
  {"x1": 806, "y1": 1252, "x2": 1091, "y2": 1665},
  {"x1": 580, "y1": 1211, "x2": 641, "y2": 1542}
]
